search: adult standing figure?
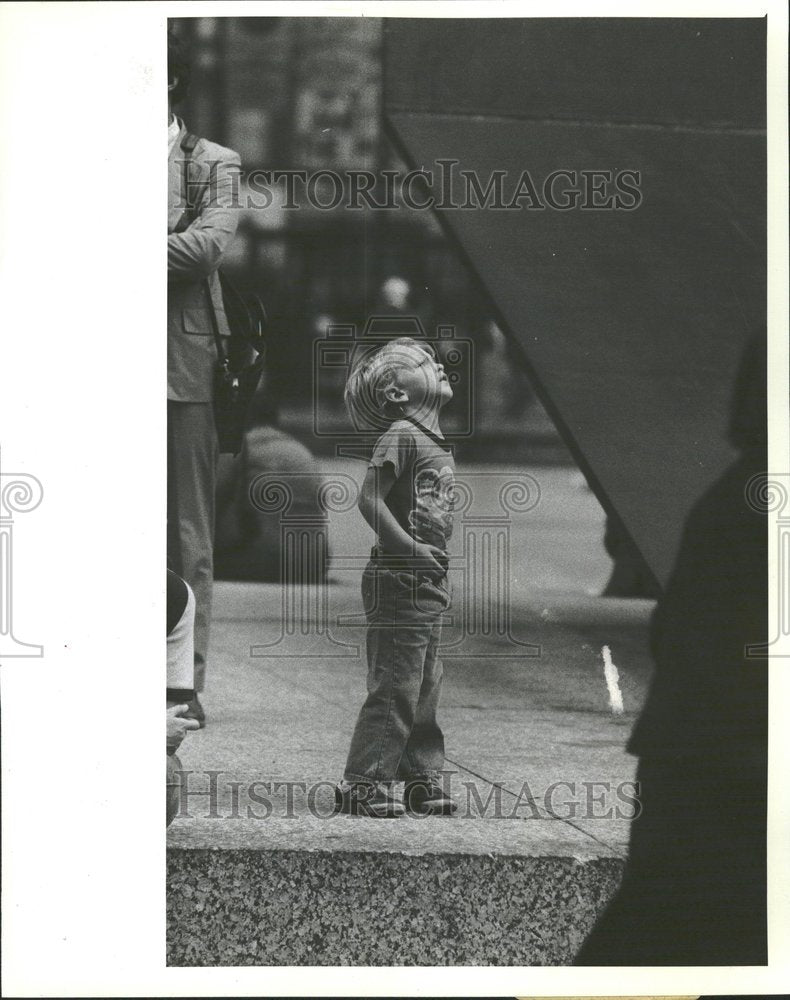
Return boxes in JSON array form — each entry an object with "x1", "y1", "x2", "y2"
[
  {"x1": 167, "y1": 29, "x2": 241, "y2": 725},
  {"x1": 575, "y1": 335, "x2": 768, "y2": 965}
]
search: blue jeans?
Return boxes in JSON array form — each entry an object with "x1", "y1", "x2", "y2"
[{"x1": 343, "y1": 557, "x2": 451, "y2": 784}]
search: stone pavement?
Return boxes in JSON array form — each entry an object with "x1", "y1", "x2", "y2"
[{"x1": 167, "y1": 464, "x2": 656, "y2": 965}]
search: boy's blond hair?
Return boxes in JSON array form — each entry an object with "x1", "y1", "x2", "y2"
[{"x1": 344, "y1": 337, "x2": 435, "y2": 430}]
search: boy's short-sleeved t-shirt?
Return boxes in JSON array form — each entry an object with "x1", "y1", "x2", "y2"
[{"x1": 369, "y1": 418, "x2": 455, "y2": 553}]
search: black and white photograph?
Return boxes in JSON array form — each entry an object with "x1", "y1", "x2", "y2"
[{"x1": 1, "y1": 1, "x2": 789, "y2": 995}]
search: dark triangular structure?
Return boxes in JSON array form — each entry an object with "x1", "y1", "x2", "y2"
[{"x1": 384, "y1": 18, "x2": 766, "y2": 586}]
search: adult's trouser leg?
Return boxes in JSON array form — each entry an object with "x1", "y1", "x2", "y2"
[{"x1": 167, "y1": 400, "x2": 217, "y2": 693}]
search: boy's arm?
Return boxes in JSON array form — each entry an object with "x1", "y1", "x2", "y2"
[
  {"x1": 358, "y1": 464, "x2": 411, "y2": 552},
  {"x1": 358, "y1": 464, "x2": 445, "y2": 576}
]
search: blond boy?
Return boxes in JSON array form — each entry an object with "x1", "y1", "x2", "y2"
[{"x1": 336, "y1": 338, "x2": 458, "y2": 817}]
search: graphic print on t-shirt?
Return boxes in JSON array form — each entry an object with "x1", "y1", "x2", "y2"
[
  {"x1": 368, "y1": 419, "x2": 456, "y2": 555},
  {"x1": 410, "y1": 465, "x2": 454, "y2": 551}
]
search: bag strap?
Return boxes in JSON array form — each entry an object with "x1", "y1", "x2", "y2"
[
  {"x1": 205, "y1": 281, "x2": 228, "y2": 371},
  {"x1": 219, "y1": 271, "x2": 253, "y2": 343},
  {"x1": 178, "y1": 130, "x2": 266, "y2": 363},
  {"x1": 403, "y1": 415, "x2": 452, "y2": 452},
  {"x1": 180, "y1": 131, "x2": 199, "y2": 153},
  {"x1": 179, "y1": 131, "x2": 201, "y2": 218}
]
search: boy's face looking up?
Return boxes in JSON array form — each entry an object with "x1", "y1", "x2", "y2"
[{"x1": 379, "y1": 342, "x2": 453, "y2": 419}]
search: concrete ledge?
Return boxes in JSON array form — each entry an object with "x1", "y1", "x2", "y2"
[
  {"x1": 167, "y1": 501, "x2": 648, "y2": 966},
  {"x1": 167, "y1": 846, "x2": 622, "y2": 965},
  {"x1": 167, "y1": 813, "x2": 623, "y2": 858}
]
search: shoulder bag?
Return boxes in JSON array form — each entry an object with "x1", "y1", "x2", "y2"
[{"x1": 180, "y1": 132, "x2": 266, "y2": 455}]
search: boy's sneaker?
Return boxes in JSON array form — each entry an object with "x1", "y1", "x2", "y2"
[
  {"x1": 334, "y1": 781, "x2": 405, "y2": 818},
  {"x1": 404, "y1": 779, "x2": 458, "y2": 816}
]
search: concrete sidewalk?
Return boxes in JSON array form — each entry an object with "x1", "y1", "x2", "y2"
[
  {"x1": 167, "y1": 464, "x2": 656, "y2": 965},
  {"x1": 167, "y1": 580, "x2": 654, "y2": 965}
]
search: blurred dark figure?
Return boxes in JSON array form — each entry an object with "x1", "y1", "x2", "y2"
[
  {"x1": 576, "y1": 334, "x2": 768, "y2": 965},
  {"x1": 214, "y1": 391, "x2": 328, "y2": 583},
  {"x1": 602, "y1": 516, "x2": 662, "y2": 599},
  {"x1": 477, "y1": 319, "x2": 534, "y2": 424}
]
